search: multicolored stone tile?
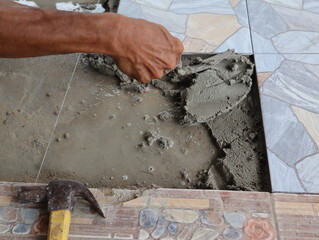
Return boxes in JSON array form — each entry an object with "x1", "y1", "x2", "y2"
[
  {"x1": 117, "y1": 0, "x2": 253, "y2": 53},
  {"x1": 0, "y1": 184, "x2": 281, "y2": 239},
  {"x1": 255, "y1": 53, "x2": 319, "y2": 193},
  {"x1": 247, "y1": 0, "x2": 319, "y2": 54}
]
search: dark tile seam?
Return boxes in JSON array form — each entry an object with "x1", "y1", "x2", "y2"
[{"x1": 244, "y1": 0, "x2": 255, "y2": 55}]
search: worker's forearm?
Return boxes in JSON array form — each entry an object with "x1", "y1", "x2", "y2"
[
  {"x1": 0, "y1": 0, "x2": 184, "y2": 82},
  {"x1": 0, "y1": 0, "x2": 119, "y2": 57}
]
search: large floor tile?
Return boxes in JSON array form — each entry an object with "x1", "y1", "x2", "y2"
[
  {"x1": 118, "y1": 0, "x2": 253, "y2": 54},
  {"x1": 0, "y1": 55, "x2": 78, "y2": 182},
  {"x1": 256, "y1": 53, "x2": 319, "y2": 193},
  {"x1": 247, "y1": 0, "x2": 319, "y2": 54}
]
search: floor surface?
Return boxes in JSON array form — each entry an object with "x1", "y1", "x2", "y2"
[{"x1": 2, "y1": 0, "x2": 319, "y2": 193}]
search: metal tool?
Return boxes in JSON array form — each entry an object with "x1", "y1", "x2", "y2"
[{"x1": 18, "y1": 180, "x2": 105, "y2": 240}]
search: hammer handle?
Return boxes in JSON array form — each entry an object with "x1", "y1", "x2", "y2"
[{"x1": 48, "y1": 210, "x2": 71, "y2": 240}]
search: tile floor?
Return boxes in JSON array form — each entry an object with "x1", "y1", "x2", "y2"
[
  {"x1": 117, "y1": 0, "x2": 319, "y2": 193},
  {"x1": 117, "y1": 0, "x2": 253, "y2": 54},
  {"x1": 1, "y1": 0, "x2": 319, "y2": 193},
  {"x1": 1, "y1": 182, "x2": 319, "y2": 239}
]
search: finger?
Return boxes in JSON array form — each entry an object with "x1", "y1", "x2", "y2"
[
  {"x1": 171, "y1": 36, "x2": 184, "y2": 53},
  {"x1": 135, "y1": 65, "x2": 157, "y2": 83},
  {"x1": 162, "y1": 55, "x2": 178, "y2": 70},
  {"x1": 114, "y1": 58, "x2": 134, "y2": 77}
]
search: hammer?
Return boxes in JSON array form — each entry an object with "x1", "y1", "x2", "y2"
[{"x1": 17, "y1": 180, "x2": 105, "y2": 240}]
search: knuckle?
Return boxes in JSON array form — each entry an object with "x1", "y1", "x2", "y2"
[
  {"x1": 153, "y1": 70, "x2": 163, "y2": 79},
  {"x1": 168, "y1": 61, "x2": 176, "y2": 69},
  {"x1": 177, "y1": 41, "x2": 184, "y2": 53}
]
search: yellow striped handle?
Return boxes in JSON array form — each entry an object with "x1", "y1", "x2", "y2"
[{"x1": 48, "y1": 210, "x2": 71, "y2": 240}]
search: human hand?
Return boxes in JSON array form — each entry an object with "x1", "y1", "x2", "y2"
[{"x1": 108, "y1": 14, "x2": 183, "y2": 83}]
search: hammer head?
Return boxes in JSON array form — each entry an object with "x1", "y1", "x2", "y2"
[{"x1": 18, "y1": 180, "x2": 105, "y2": 218}]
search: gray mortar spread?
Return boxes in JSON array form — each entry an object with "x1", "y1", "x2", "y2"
[{"x1": 87, "y1": 50, "x2": 269, "y2": 191}]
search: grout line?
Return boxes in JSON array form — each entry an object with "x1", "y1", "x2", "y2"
[
  {"x1": 244, "y1": 0, "x2": 255, "y2": 55},
  {"x1": 270, "y1": 194, "x2": 282, "y2": 240},
  {"x1": 34, "y1": 53, "x2": 82, "y2": 184}
]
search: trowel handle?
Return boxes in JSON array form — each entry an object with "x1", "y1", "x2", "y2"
[{"x1": 48, "y1": 209, "x2": 71, "y2": 240}]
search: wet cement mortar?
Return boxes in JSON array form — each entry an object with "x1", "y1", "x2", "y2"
[{"x1": 83, "y1": 50, "x2": 270, "y2": 191}]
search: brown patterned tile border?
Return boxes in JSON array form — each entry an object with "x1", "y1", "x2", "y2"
[
  {"x1": 0, "y1": 183, "x2": 282, "y2": 239},
  {"x1": 1, "y1": 182, "x2": 319, "y2": 239},
  {"x1": 273, "y1": 193, "x2": 319, "y2": 240}
]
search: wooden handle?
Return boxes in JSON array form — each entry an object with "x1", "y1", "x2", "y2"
[{"x1": 48, "y1": 209, "x2": 71, "y2": 240}]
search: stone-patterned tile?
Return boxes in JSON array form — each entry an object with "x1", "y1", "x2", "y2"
[
  {"x1": 264, "y1": 0, "x2": 303, "y2": 8},
  {"x1": 0, "y1": 184, "x2": 281, "y2": 239},
  {"x1": 135, "y1": 0, "x2": 172, "y2": 10},
  {"x1": 0, "y1": 207, "x2": 18, "y2": 223},
  {"x1": 296, "y1": 154, "x2": 319, "y2": 193},
  {"x1": 283, "y1": 54, "x2": 319, "y2": 64},
  {"x1": 292, "y1": 106, "x2": 319, "y2": 149},
  {"x1": 191, "y1": 228, "x2": 219, "y2": 239},
  {"x1": 182, "y1": 38, "x2": 215, "y2": 53},
  {"x1": 257, "y1": 72, "x2": 273, "y2": 87},
  {"x1": 261, "y1": 58, "x2": 319, "y2": 113},
  {"x1": 215, "y1": 27, "x2": 252, "y2": 54},
  {"x1": 247, "y1": 0, "x2": 319, "y2": 54},
  {"x1": 124, "y1": 196, "x2": 210, "y2": 209},
  {"x1": 169, "y1": 0, "x2": 234, "y2": 14},
  {"x1": 118, "y1": 0, "x2": 252, "y2": 53},
  {"x1": 12, "y1": 223, "x2": 31, "y2": 234},
  {"x1": 140, "y1": 5, "x2": 187, "y2": 33},
  {"x1": 251, "y1": 31, "x2": 278, "y2": 54},
  {"x1": 244, "y1": 218, "x2": 275, "y2": 240},
  {"x1": 304, "y1": 0, "x2": 319, "y2": 14},
  {"x1": 273, "y1": 31, "x2": 319, "y2": 54},
  {"x1": 247, "y1": 0, "x2": 288, "y2": 40},
  {"x1": 150, "y1": 216, "x2": 168, "y2": 239},
  {"x1": 223, "y1": 227, "x2": 243, "y2": 240},
  {"x1": 163, "y1": 209, "x2": 199, "y2": 223},
  {"x1": 254, "y1": 54, "x2": 284, "y2": 73},
  {"x1": 0, "y1": 55, "x2": 78, "y2": 183},
  {"x1": 260, "y1": 94, "x2": 318, "y2": 167},
  {"x1": 118, "y1": 0, "x2": 187, "y2": 33},
  {"x1": 0, "y1": 223, "x2": 11, "y2": 234},
  {"x1": 271, "y1": 5, "x2": 319, "y2": 32},
  {"x1": 186, "y1": 13, "x2": 241, "y2": 47},
  {"x1": 233, "y1": 0, "x2": 249, "y2": 27},
  {"x1": 117, "y1": 0, "x2": 144, "y2": 18},
  {"x1": 267, "y1": 150, "x2": 305, "y2": 193},
  {"x1": 256, "y1": 53, "x2": 319, "y2": 193}
]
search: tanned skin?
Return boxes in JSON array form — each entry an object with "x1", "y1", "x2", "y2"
[{"x1": 0, "y1": 0, "x2": 183, "y2": 83}]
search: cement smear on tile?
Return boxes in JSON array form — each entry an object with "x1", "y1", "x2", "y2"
[{"x1": 85, "y1": 50, "x2": 269, "y2": 191}]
